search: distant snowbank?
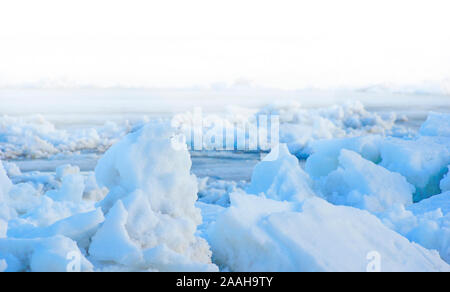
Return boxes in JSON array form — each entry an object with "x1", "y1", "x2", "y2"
[{"x1": 0, "y1": 100, "x2": 413, "y2": 160}]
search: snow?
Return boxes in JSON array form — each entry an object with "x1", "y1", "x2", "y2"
[
  {"x1": 0, "y1": 161, "x2": 13, "y2": 204},
  {"x1": 379, "y1": 136, "x2": 450, "y2": 201},
  {"x1": 420, "y1": 112, "x2": 450, "y2": 137},
  {"x1": 0, "y1": 115, "x2": 129, "y2": 160},
  {"x1": 142, "y1": 244, "x2": 217, "y2": 272},
  {"x1": 197, "y1": 177, "x2": 245, "y2": 207},
  {"x1": 0, "y1": 100, "x2": 409, "y2": 162},
  {"x1": 0, "y1": 235, "x2": 93, "y2": 272},
  {"x1": 19, "y1": 208, "x2": 105, "y2": 250},
  {"x1": 17, "y1": 196, "x2": 95, "y2": 228},
  {"x1": 408, "y1": 192, "x2": 450, "y2": 216},
  {"x1": 305, "y1": 134, "x2": 450, "y2": 202},
  {"x1": 320, "y1": 149, "x2": 414, "y2": 213},
  {"x1": 7, "y1": 183, "x2": 41, "y2": 215},
  {"x1": 2, "y1": 162, "x2": 21, "y2": 177},
  {"x1": 207, "y1": 192, "x2": 449, "y2": 271},
  {"x1": 380, "y1": 192, "x2": 450, "y2": 264},
  {"x1": 46, "y1": 174, "x2": 85, "y2": 204},
  {"x1": 0, "y1": 100, "x2": 449, "y2": 271},
  {"x1": 305, "y1": 135, "x2": 383, "y2": 178},
  {"x1": 89, "y1": 200, "x2": 142, "y2": 267},
  {"x1": 247, "y1": 144, "x2": 315, "y2": 202},
  {"x1": 55, "y1": 164, "x2": 80, "y2": 181},
  {"x1": 91, "y1": 123, "x2": 217, "y2": 271}
]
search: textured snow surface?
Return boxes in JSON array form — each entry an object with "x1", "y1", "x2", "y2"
[{"x1": 0, "y1": 103, "x2": 449, "y2": 271}]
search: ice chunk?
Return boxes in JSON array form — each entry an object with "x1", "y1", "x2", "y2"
[
  {"x1": 380, "y1": 193, "x2": 450, "y2": 264},
  {"x1": 305, "y1": 135, "x2": 382, "y2": 178},
  {"x1": 95, "y1": 124, "x2": 200, "y2": 222},
  {"x1": 22, "y1": 208, "x2": 105, "y2": 250},
  {"x1": 321, "y1": 150, "x2": 414, "y2": 213},
  {"x1": 55, "y1": 164, "x2": 80, "y2": 181},
  {"x1": 8, "y1": 183, "x2": 41, "y2": 215},
  {"x1": 19, "y1": 196, "x2": 95, "y2": 227},
  {"x1": 441, "y1": 167, "x2": 450, "y2": 193},
  {"x1": 0, "y1": 115, "x2": 128, "y2": 160},
  {"x1": 306, "y1": 135, "x2": 450, "y2": 202},
  {"x1": 197, "y1": 177, "x2": 247, "y2": 207},
  {"x1": 46, "y1": 174, "x2": 85, "y2": 203},
  {"x1": 0, "y1": 235, "x2": 93, "y2": 272},
  {"x1": 2, "y1": 162, "x2": 21, "y2": 177},
  {"x1": 83, "y1": 173, "x2": 107, "y2": 202},
  {"x1": 142, "y1": 244, "x2": 218, "y2": 272},
  {"x1": 92, "y1": 124, "x2": 216, "y2": 271},
  {"x1": 379, "y1": 136, "x2": 450, "y2": 201},
  {"x1": 208, "y1": 192, "x2": 449, "y2": 271},
  {"x1": 408, "y1": 192, "x2": 450, "y2": 216},
  {"x1": 407, "y1": 210, "x2": 450, "y2": 263},
  {"x1": 419, "y1": 112, "x2": 450, "y2": 137},
  {"x1": 0, "y1": 160, "x2": 13, "y2": 203},
  {"x1": 89, "y1": 201, "x2": 142, "y2": 267},
  {"x1": 247, "y1": 144, "x2": 315, "y2": 202}
]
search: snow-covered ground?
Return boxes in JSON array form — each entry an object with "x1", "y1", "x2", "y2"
[{"x1": 0, "y1": 88, "x2": 449, "y2": 271}]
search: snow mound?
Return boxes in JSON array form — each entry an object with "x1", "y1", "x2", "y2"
[
  {"x1": 247, "y1": 144, "x2": 315, "y2": 202},
  {"x1": 320, "y1": 150, "x2": 414, "y2": 213},
  {"x1": 420, "y1": 112, "x2": 450, "y2": 137},
  {"x1": 207, "y1": 192, "x2": 449, "y2": 271},
  {"x1": 91, "y1": 123, "x2": 217, "y2": 271}
]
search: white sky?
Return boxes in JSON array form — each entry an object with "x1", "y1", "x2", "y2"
[{"x1": 0, "y1": 0, "x2": 449, "y2": 89}]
